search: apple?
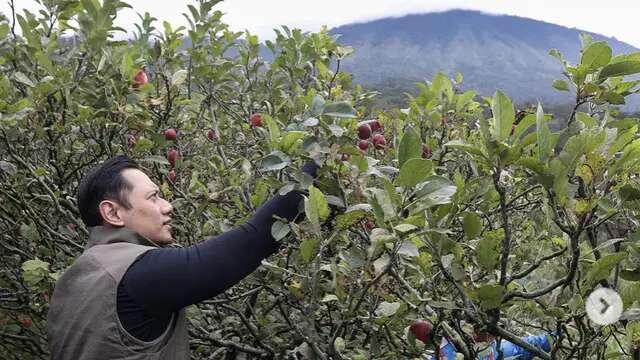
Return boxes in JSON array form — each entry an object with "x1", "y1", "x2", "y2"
[
  {"x1": 207, "y1": 129, "x2": 218, "y2": 141},
  {"x1": 358, "y1": 139, "x2": 369, "y2": 151},
  {"x1": 164, "y1": 128, "x2": 177, "y2": 141},
  {"x1": 409, "y1": 320, "x2": 434, "y2": 344},
  {"x1": 250, "y1": 113, "x2": 262, "y2": 127},
  {"x1": 422, "y1": 144, "x2": 432, "y2": 159},
  {"x1": 167, "y1": 170, "x2": 177, "y2": 183},
  {"x1": 372, "y1": 134, "x2": 386, "y2": 149},
  {"x1": 369, "y1": 120, "x2": 382, "y2": 132},
  {"x1": 132, "y1": 68, "x2": 148, "y2": 89},
  {"x1": 167, "y1": 148, "x2": 178, "y2": 167},
  {"x1": 357, "y1": 123, "x2": 372, "y2": 140},
  {"x1": 20, "y1": 318, "x2": 32, "y2": 328},
  {"x1": 364, "y1": 219, "x2": 375, "y2": 230}
]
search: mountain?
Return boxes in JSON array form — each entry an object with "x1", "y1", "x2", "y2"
[{"x1": 329, "y1": 10, "x2": 640, "y2": 109}]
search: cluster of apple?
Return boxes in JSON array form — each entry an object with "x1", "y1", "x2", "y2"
[{"x1": 356, "y1": 119, "x2": 385, "y2": 151}]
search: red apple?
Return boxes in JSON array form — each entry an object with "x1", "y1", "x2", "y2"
[
  {"x1": 167, "y1": 170, "x2": 177, "y2": 183},
  {"x1": 358, "y1": 139, "x2": 369, "y2": 151},
  {"x1": 20, "y1": 318, "x2": 32, "y2": 328},
  {"x1": 422, "y1": 144, "x2": 432, "y2": 159},
  {"x1": 207, "y1": 129, "x2": 218, "y2": 141},
  {"x1": 250, "y1": 113, "x2": 262, "y2": 127},
  {"x1": 357, "y1": 123, "x2": 372, "y2": 140},
  {"x1": 372, "y1": 134, "x2": 386, "y2": 149},
  {"x1": 132, "y1": 68, "x2": 148, "y2": 89},
  {"x1": 364, "y1": 219, "x2": 375, "y2": 230},
  {"x1": 369, "y1": 120, "x2": 382, "y2": 132},
  {"x1": 409, "y1": 320, "x2": 434, "y2": 344},
  {"x1": 167, "y1": 148, "x2": 178, "y2": 167},
  {"x1": 164, "y1": 128, "x2": 177, "y2": 141}
]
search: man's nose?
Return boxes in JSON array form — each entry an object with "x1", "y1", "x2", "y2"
[{"x1": 162, "y1": 199, "x2": 173, "y2": 214}]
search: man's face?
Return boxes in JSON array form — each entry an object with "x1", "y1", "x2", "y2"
[{"x1": 117, "y1": 168, "x2": 174, "y2": 244}]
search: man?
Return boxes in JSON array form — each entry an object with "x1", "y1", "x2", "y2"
[{"x1": 46, "y1": 155, "x2": 317, "y2": 359}]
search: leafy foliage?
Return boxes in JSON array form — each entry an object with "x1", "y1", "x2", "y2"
[{"x1": 2, "y1": 1, "x2": 640, "y2": 359}]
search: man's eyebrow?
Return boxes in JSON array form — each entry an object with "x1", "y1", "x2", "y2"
[{"x1": 146, "y1": 188, "x2": 160, "y2": 197}]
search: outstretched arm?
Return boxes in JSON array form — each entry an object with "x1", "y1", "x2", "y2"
[{"x1": 120, "y1": 161, "x2": 319, "y2": 317}]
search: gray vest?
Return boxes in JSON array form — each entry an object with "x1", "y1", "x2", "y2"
[{"x1": 46, "y1": 225, "x2": 189, "y2": 359}]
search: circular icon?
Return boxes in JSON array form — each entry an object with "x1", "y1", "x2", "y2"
[{"x1": 585, "y1": 288, "x2": 623, "y2": 325}]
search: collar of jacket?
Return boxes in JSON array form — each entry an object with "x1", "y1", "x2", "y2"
[{"x1": 86, "y1": 225, "x2": 161, "y2": 250}]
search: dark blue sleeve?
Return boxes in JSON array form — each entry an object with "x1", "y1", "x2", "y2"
[{"x1": 121, "y1": 161, "x2": 318, "y2": 317}]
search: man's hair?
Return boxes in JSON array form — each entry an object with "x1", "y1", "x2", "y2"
[{"x1": 77, "y1": 155, "x2": 141, "y2": 227}]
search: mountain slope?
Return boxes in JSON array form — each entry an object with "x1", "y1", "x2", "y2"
[{"x1": 329, "y1": 10, "x2": 639, "y2": 108}]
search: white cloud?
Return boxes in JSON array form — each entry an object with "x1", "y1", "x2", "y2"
[{"x1": 2, "y1": 0, "x2": 639, "y2": 47}]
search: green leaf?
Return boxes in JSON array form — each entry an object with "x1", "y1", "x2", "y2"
[
  {"x1": 583, "y1": 252, "x2": 627, "y2": 288},
  {"x1": 576, "y1": 112, "x2": 598, "y2": 128},
  {"x1": 477, "y1": 228, "x2": 503, "y2": 271},
  {"x1": 598, "y1": 61, "x2": 640, "y2": 81},
  {"x1": 414, "y1": 177, "x2": 457, "y2": 210},
  {"x1": 397, "y1": 158, "x2": 432, "y2": 188},
  {"x1": 15, "y1": 72, "x2": 34, "y2": 87},
  {"x1": 271, "y1": 220, "x2": 290, "y2": 241},
  {"x1": 260, "y1": 151, "x2": 290, "y2": 171},
  {"x1": 311, "y1": 95, "x2": 325, "y2": 117},
  {"x1": 281, "y1": 131, "x2": 305, "y2": 153},
  {"x1": 398, "y1": 127, "x2": 422, "y2": 168},
  {"x1": 375, "y1": 301, "x2": 401, "y2": 317},
  {"x1": 456, "y1": 90, "x2": 476, "y2": 112},
  {"x1": 394, "y1": 223, "x2": 418, "y2": 233},
  {"x1": 171, "y1": 69, "x2": 188, "y2": 86},
  {"x1": 552, "y1": 79, "x2": 569, "y2": 91},
  {"x1": 463, "y1": 212, "x2": 482, "y2": 239},
  {"x1": 491, "y1": 90, "x2": 515, "y2": 141},
  {"x1": 22, "y1": 259, "x2": 50, "y2": 288},
  {"x1": 335, "y1": 209, "x2": 367, "y2": 231},
  {"x1": 608, "y1": 125, "x2": 637, "y2": 157},
  {"x1": 263, "y1": 115, "x2": 280, "y2": 148},
  {"x1": 444, "y1": 140, "x2": 487, "y2": 159},
  {"x1": 0, "y1": 23, "x2": 9, "y2": 39},
  {"x1": 536, "y1": 103, "x2": 551, "y2": 164},
  {"x1": 322, "y1": 101, "x2": 357, "y2": 118},
  {"x1": 300, "y1": 237, "x2": 319, "y2": 264},
  {"x1": 473, "y1": 285, "x2": 505, "y2": 310},
  {"x1": 513, "y1": 114, "x2": 536, "y2": 139},
  {"x1": 140, "y1": 155, "x2": 169, "y2": 165},
  {"x1": 558, "y1": 129, "x2": 606, "y2": 171},
  {"x1": 305, "y1": 185, "x2": 329, "y2": 231},
  {"x1": 581, "y1": 41, "x2": 612, "y2": 69}
]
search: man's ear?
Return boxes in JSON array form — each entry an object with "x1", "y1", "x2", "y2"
[{"x1": 98, "y1": 200, "x2": 125, "y2": 226}]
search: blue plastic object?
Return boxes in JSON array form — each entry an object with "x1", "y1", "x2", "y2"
[{"x1": 430, "y1": 333, "x2": 552, "y2": 360}]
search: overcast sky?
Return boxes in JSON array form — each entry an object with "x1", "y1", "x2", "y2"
[{"x1": 4, "y1": 0, "x2": 640, "y2": 48}]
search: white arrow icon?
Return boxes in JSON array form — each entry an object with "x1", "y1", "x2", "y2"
[{"x1": 585, "y1": 288, "x2": 623, "y2": 325}]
